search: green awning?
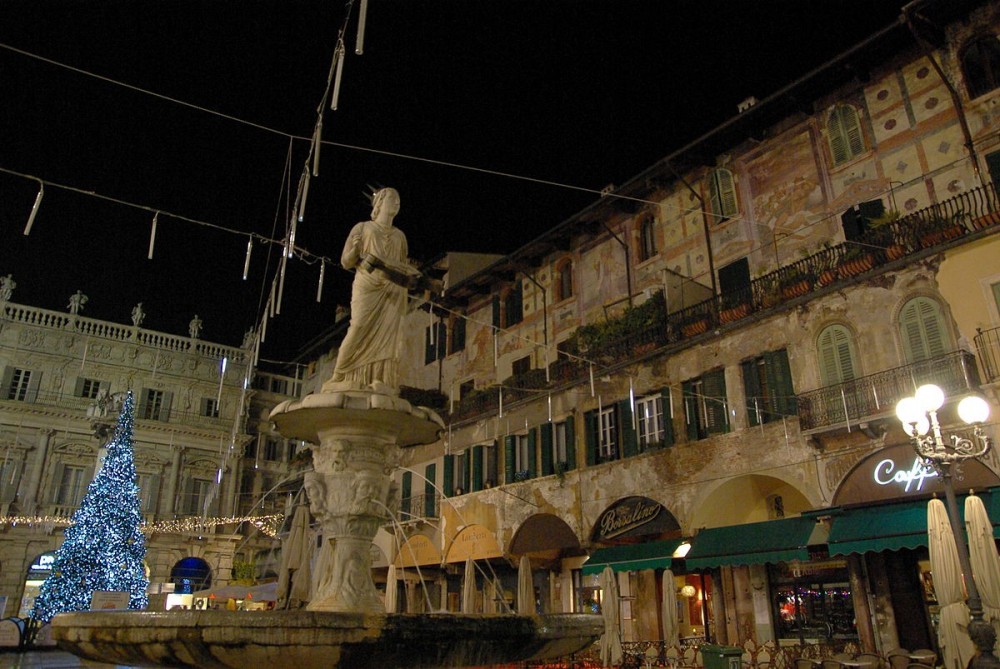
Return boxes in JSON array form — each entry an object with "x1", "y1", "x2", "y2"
[
  {"x1": 581, "y1": 538, "x2": 682, "y2": 575},
  {"x1": 684, "y1": 516, "x2": 821, "y2": 570},
  {"x1": 828, "y1": 491, "x2": 1000, "y2": 556}
]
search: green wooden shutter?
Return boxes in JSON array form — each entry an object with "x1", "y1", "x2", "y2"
[
  {"x1": 682, "y1": 381, "x2": 698, "y2": 441},
  {"x1": 527, "y1": 428, "x2": 537, "y2": 479},
  {"x1": 472, "y1": 446, "x2": 483, "y2": 492},
  {"x1": 442, "y1": 455, "x2": 454, "y2": 497},
  {"x1": 818, "y1": 325, "x2": 856, "y2": 385},
  {"x1": 401, "y1": 470, "x2": 412, "y2": 507},
  {"x1": 703, "y1": 369, "x2": 729, "y2": 434},
  {"x1": 504, "y1": 436, "x2": 515, "y2": 484},
  {"x1": 584, "y1": 410, "x2": 598, "y2": 466},
  {"x1": 564, "y1": 416, "x2": 577, "y2": 470},
  {"x1": 844, "y1": 106, "x2": 864, "y2": 157},
  {"x1": 424, "y1": 464, "x2": 436, "y2": 517},
  {"x1": 765, "y1": 349, "x2": 797, "y2": 417},
  {"x1": 741, "y1": 359, "x2": 762, "y2": 427},
  {"x1": 540, "y1": 423, "x2": 554, "y2": 476},
  {"x1": 829, "y1": 107, "x2": 849, "y2": 164},
  {"x1": 659, "y1": 389, "x2": 675, "y2": 446},
  {"x1": 619, "y1": 399, "x2": 638, "y2": 458},
  {"x1": 460, "y1": 451, "x2": 470, "y2": 492},
  {"x1": 899, "y1": 297, "x2": 949, "y2": 363}
]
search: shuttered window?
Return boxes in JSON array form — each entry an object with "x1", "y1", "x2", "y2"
[
  {"x1": 898, "y1": 297, "x2": 950, "y2": 363},
  {"x1": 423, "y1": 464, "x2": 436, "y2": 517},
  {"x1": 962, "y1": 35, "x2": 1000, "y2": 99},
  {"x1": 827, "y1": 104, "x2": 865, "y2": 165},
  {"x1": 638, "y1": 216, "x2": 657, "y2": 261},
  {"x1": 707, "y1": 168, "x2": 738, "y2": 222},
  {"x1": 818, "y1": 325, "x2": 858, "y2": 385},
  {"x1": 742, "y1": 349, "x2": 797, "y2": 427},
  {"x1": 682, "y1": 369, "x2": 729, "y2": 441}
]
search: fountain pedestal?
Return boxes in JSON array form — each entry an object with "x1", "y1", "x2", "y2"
[{"x1": 269, "y1": 389, "x2": 443, "y2": 613}]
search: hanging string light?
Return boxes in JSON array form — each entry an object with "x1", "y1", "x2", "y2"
[
  {"x1": 312, "y1": 118, "x2": 323, "y2": 177},
  {"x1": 22, "y1": 182, "x2": 44, "y2": 235},
  {"x1": 147, "y1": 212, "x2": 159, "y2": 259},
  {"x1": 330, "y1": 39, "x2": 346, "y2": 111},
  {"x1": 298, "y1": 167, "x2": 311, "y2": 223}
]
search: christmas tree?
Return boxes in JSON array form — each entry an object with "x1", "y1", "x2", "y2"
[{"x1": 31, "y1": 390, "x2": 149, "y2": 622}]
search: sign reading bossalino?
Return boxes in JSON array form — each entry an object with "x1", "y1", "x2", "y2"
[{"x1": 593, "y1": 496, "x2": 679, "y2": 541}]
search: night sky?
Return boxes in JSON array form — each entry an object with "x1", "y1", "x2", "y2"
[{"x1": 0, "y1": 0, "x2": 905, "y2": 361}]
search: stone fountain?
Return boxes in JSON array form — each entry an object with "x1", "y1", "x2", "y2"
[{"x1": 51, "y1": 187, "x2": 603, "y2": 668}]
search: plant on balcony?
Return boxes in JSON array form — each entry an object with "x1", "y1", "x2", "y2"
[
  {"x1": 680, "y1": 312, "x2": 710, "y2": 337},
  {"x1": 719, "y1": 301, "x2": 751, "y2": 324},
  {"x1": 399, "y1": 385, "x2": 448, "y2": 411},
  {"x1": 779, "y1": 267, "x2": 814, "y2": 299},
  {"x1": 918, "y1": 211, "x2": 968, "y2": 248},
  {"x1": 868, "y1": 210, "x2": 906, "y2": 259},
  {"x1": 576, "y1": 291, "x2": 665, "y2": 356},
  {"x1": 837, "y1": 245, "x2": 875, "y2": 278}
]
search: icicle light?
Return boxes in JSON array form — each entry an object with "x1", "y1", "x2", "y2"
[
  {"x1": 312, "y1": 120, "x2": 323, "y2": 177},
  {"x1": 147, "y1": 212, "x2": 159, "y2": 259},
  {"x1": 316, "y1": 261, "x2": 326, "y2": 302},
  {"x1": 331, "y1": 40, "x2": 346, "y2": 110},
  {"x1": 23, "y1": 183, "x2": 44, "y2": 236},
  {"x1": 298, "y1": 169, "x2": 311, "y2": 223},
  {"x1": 355, "y1": 0, "x2": 369, "y2": 54},
  {"x1": 242, "y1": 238, "x2": 253, "y2": 280}
]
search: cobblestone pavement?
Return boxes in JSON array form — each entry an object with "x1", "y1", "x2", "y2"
[{"x1": 0, "y1": 651, "x2": 148, "y2": 668}]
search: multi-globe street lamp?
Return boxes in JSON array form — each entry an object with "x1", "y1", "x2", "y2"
[{"x1": 895, "y1": 384, "x2": 997, "y2": 668}]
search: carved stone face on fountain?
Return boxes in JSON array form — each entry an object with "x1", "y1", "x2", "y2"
[{"x1": 303, "y1": 472, "x2": 329, "y2": 524}]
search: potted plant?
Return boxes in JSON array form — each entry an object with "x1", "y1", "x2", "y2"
[
  {"x1": 779, "y1": 267, "x2": 813, "y2": 299},
  {"x1": 837, "y1": 245, "x2": 874, "y2": 278},
  {"x1": 868, "y1": 210, "x2": 906, "y2": 260},
  {"x1": 681, "y1": 312, "x2": 710, "y2": 337},
  {"x1": 719, "y1": 301, "x2": 751, "y2": 324}
]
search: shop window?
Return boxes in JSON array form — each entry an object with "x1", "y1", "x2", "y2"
[
  {"x1": 827, "y1": 104, "x2": 865, "y2": 165},
  {"x1": 961, "y1": 35, "x2": 1000, "y2": 99},
  {"x1": 637, "y1": 216, "x2": 657, "y2": 262},
  {"x1": 424, "y1": 321, "x2": 446, "y2": 364},
  {"x1": 138, "y1": 388, "x2": 173, "y2": 421},
  {"x1": 707, "y1": 168, "x2": 738, "y2": 222},
  {"x1": 555, "y1": 259, "x2": 574, "y2": 302},
  {"x1": 3, "y1": 367, "x2": 39, "y2": 402},
  {"x1": 742, "y1": 349, "x2": 797, "y2": 426},
  {"x1": 817, "y1": 324, "x2": 858, "y2": 386},
  {"x1": 770, "y1": 561, "x2": 858, "y2": 643},
  {"x1": 449, "y1": 315, "x2": 466, "y2": 354},
  {"x1": 898, "y1": 297, "x2": 951, "y2": 363},
  {"x1": 682, "y1": 370, "x2": 729, "y2": 440}
]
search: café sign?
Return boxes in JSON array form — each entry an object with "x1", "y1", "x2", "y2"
[
  {"x1": 872, "y1": 457, "x2": 937, "y2": 493},
  {"x1": 595, "y1": 496, "x2": 676, "y2": 541}
]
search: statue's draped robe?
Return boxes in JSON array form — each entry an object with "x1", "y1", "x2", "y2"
[{"x1": 329, "y1": 219, "x2": 408, "y2": 388}]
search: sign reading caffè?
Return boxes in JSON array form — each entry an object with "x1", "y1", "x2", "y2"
[{"x1": 593, "y1": 496, "x2": 679, "y2": 541}]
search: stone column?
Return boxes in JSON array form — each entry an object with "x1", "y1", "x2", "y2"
[
  {"x1": 21, "y1": 428, "x2": 54, "y2": 515},
  {"x1": 163, "y1": 446, "x2": 184, "y2": 516}
]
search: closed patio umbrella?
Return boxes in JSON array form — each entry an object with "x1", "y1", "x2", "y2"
[
  {"x1": 517, "y1": 555, "x2": 534, "y2": 615},
  {"x1": 277, "y1": 504, "x2": 313, "y2": 609},
  {"x1": 599, "y1": 566, "x2": 623, "y2": 668},
  {"x1": 384, "y1": 564, "x2": 398, "y2": 613},
  {"x1": 929, "y1": 497, "x2": 975, "y2": 669},
  {"x1": 661, "y1": 569, "x2": 679, "y2": 646},
  {"x1": 482, "y1": 577, "x2": 496, "y2": 614},
  {"x1": 966, "y1": 494, "x2": 1000, "y2": 637},
  {"x1": 462, "y1": 557, "x2": 477, "y2": 613}
]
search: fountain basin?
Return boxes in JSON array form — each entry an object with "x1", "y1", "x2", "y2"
[{"x1": 52, "y1": 610, "x2": 604, "y2": 669}]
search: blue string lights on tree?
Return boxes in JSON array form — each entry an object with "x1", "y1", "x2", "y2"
[{"x1": 31, "y1": 391, "x2": 149, "y2": 623}]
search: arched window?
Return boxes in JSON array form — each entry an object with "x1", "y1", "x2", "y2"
[
  {"x1": 962, "y1": 35, "x2": 1000, "y2": 99},
  {"x1": 555, "y1": 259, "x2": 573, "y2": 302},
  {"x1": 707, "y1": 168, "x2": 738, "y2": 222},
  {"x1": 817, "y1": 324, "x2": 858, "y2": 386},
  {"x1": 898, "y1": 297, "x2": 951, "y2": 363},
  {"x1": 638, "y1": 216, "x2": 657, "y2": 261},
  {"x1": 827, "y1": 104, "x2": 865, "y2": 166}
]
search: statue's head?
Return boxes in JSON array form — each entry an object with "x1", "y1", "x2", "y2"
[{"x1": 370, "y1": 187, "x2": 400, "y2": 221}]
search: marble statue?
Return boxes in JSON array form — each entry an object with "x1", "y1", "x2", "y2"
[
  {"x1": 323, "y1": 187, "x2": 427, "y2": 394},
  {"x1": 189, "y1": 314, "x2": 202, "y2": 339},
  {"x1": 0, "y1": 274, "x2": 15, "y2": 302},
  {"x1": 131, "y1": 303, "x2": 145, "y2": 327},
  {"x1": 67, "y1": 290, "x2": 88, "y2": 315}
]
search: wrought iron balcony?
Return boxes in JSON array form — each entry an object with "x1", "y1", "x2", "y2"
[
  {"x1": 975, "y1": 325, "x2": 1000, "y2": 384},
  {"x1": 399, "y1": 493, "x2": 439, "y2": 522},
  {"x1": 797, "y1": 350, "x2": 982, "y2": 434}
]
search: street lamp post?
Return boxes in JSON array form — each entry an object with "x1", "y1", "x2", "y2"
[{"x1": 896, "y1": 384, "x2": 998, "y2": 669}]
